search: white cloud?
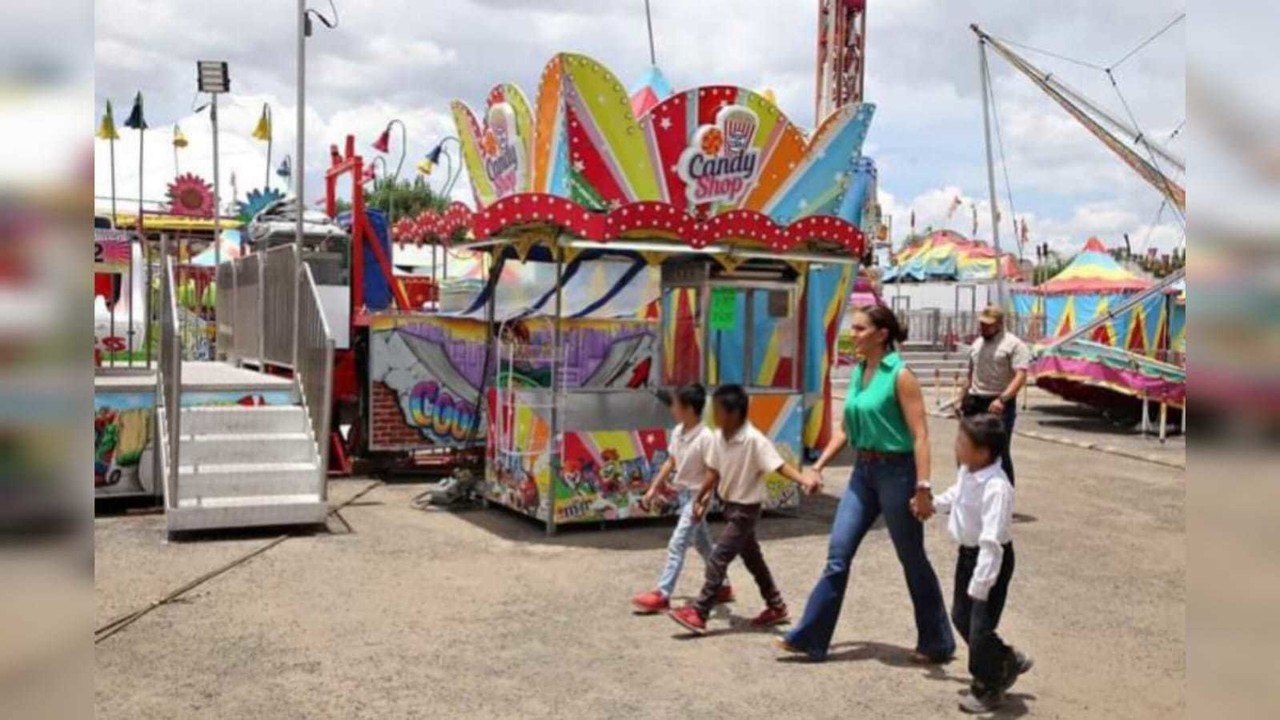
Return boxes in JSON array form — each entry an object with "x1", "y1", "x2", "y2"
[{"x1": 94, "y1": 0, "x2": 1185, "y2": 249}]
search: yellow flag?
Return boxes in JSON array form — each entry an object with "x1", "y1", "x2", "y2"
[
  {"x1": 172, "y1": 124, "x2": 188, "y2": 148},
  {"x1": 97, "y1": 100, "x2": 120, "y2": 140},
  {"x1": 251, "y1": 106, "x2": 272, "y2": 142}
]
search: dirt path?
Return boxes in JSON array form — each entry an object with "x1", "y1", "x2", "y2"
[{"x1": 95, "y1": 418, "x2": 1184, "y2": 719}]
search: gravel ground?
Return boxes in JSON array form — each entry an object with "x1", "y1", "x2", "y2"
[{"x1": 95, "y1": 410, "x2": 1184, "y2": 719}]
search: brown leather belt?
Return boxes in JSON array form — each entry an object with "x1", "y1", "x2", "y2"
[{"x1": 855, "y1": 449, "x2": 912, "y2": 461}]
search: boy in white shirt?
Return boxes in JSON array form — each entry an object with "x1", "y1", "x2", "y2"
[
  {"x1": 631, "y1": 384, "x2": 735, "y2": 614},
  {"x1": 915, "y1": 414, "x2": 1033, "y2": 714},
  {"x1": 668, "y1": 384, "x2": 820, "y2": 635}
]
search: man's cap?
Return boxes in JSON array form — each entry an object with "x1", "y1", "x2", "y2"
[{"x1": 978, "y1": 305, "x2": 1005, "y2": 325}]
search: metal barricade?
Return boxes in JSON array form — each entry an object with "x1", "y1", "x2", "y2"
[
  {"x1": 215, "y1": 261, "x2": 235, "y2": 361},
  {"x1": 231, "y1": 252, "x2": 263, "y2": 364},
  {"x1": 295, "y1": 263, "x2": 335, "y2": 485},
  {"x1": 897, "y1": 309, "x2": 942, "y2": 348},
  {"x1": 156, "y1": 255, "x2": 182, "y2": 508},
  {"x1": 261, "y1": 245, "x2": 299, "y2": 368}
]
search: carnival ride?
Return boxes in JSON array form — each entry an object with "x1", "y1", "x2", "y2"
[{"x1": 973, "y1": 25, "x2": 1186, "y2": 429}]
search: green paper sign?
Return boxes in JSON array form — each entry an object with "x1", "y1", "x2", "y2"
[{"x1": 709, "y1": 287, "x2": 738, "y2": 330}]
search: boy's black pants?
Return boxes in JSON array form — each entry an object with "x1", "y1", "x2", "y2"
[{"x1": 951, "y1": 543, "x2": 1017, "y2": 695}]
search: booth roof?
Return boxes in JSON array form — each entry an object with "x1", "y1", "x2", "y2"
[{"x1": 447, "y1": 52, "x2": 877, "y2": 237}]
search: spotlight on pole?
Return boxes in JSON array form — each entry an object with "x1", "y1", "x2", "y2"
[{"x1": 196, "y1": 60, "x2": 230, "y2": 269}]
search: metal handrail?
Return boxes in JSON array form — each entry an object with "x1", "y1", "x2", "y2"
[
  {"x1": 215, "y1": 260, "x2": 235, "y2": 361},
  {"x1": 157, "y1": 256, "x2": 182, "y2": 508},
  {"x1": 231, "y1": 252, "x2": 263, "y2": 364},
  {"x1": 262, "y1": 244, "x2": 300, "y2": 368},
  {"x1": 295, "y1": 263, "x2": 335, "y2": 487}
]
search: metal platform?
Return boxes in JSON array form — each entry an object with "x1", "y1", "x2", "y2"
[{"x1": 179, "y1": 361, "x2": 294, "y2": 390}]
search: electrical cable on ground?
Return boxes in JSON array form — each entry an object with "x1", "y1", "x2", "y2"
[{"x1": 94, "y1": 480, "x2": 383, "y2": 644}]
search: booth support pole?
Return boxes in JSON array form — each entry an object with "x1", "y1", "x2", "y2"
[{"x1": 547, "y1": 244, "x2": 564, "y2": 536}]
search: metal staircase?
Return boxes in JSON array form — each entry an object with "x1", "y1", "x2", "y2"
[{"x1": 156, "y1": 244, "x2": 334, "y2": 535}]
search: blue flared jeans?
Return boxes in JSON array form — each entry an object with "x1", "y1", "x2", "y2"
[{"x1": 785, "y1": 454, "x2": 955, "y2": 660}]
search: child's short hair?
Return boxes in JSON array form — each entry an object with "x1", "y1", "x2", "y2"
[
  {"x1": 711, "y1": 384, "x2": 749, "y2": 421},
  {"x1": 959, "y1": 413, "x2": 1009, "y2": 462},
  {"x1": 674, "y1": 383, "x2": 707, "y2": 415},
  {"x1": 654, "y1": 388, "x2": 673, "y2": 407}
]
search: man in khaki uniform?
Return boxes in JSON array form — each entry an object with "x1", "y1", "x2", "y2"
[{"x1": 958, "y1": 306, "x2": 1030, "y2": 485}]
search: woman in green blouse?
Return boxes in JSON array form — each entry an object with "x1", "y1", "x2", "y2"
[{"x1": 779, "y1": 305, "x2": 955, "y2": 662}]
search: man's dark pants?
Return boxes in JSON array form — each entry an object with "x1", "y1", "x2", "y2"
[{"x1": 961, "y1": 394, "x2": 1017, "y2": 486}]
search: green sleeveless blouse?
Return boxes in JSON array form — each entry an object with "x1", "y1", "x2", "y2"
[{"x1": 843, "y1": 351, "x2": 914, "y2": 453}]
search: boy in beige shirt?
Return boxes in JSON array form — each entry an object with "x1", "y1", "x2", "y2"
[{"x1": 668, "y1": 384, "x2": 819, "y2": 635}]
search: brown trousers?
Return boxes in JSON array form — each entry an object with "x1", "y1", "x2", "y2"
[{"x1": 694, "y1": 501, "x2": 783, "y2": 616}]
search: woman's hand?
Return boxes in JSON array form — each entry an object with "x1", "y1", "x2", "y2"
[
  {"x1": 692, "y1": 496, "x2": 709, "y2": 521},
  {"x1": 801, "y1": 467, "x2": 824, "y2": 495},
  {"x1": 910, "y1": 487, "x2": 935, "y2": 521}
]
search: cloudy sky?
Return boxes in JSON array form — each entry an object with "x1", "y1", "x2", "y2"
[{"x1": 94, "y1": 0, "x2": 1185, "y2": 255}]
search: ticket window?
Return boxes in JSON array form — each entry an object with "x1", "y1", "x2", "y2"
[{"x1": 705, "y1": 284, "x2": 800, "y2": 392}]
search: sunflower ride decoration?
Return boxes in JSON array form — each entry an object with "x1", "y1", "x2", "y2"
[{"x1": 167, "y1": 173, "x2": 216, "y2": 217}]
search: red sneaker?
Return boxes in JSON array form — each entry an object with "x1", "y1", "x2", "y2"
[
  {"x1": 714, "y1": 584, "x2": 735, "y2": 605},
  {"x1": 631, "y1": 590, "x2": 670, "y2": 615},
  {"x1": 750, "y1": 604, "x2": 790, "y2": 627},
  {"x1": 668, "y1": 606, "x2": 707, "y2": 635}
]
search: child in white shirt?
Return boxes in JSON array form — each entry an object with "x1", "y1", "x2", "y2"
[
  {"x1": 917, "y1": 413, "x2": 1033, "y2": 714},
  {"x1": 631, "y1": 384, "x2": 734, "y2": 614}
]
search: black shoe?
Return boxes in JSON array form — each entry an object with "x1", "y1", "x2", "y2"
[
  {"x1": 997, "y1": 649, "x2": 1035, "y2": 693},
  {"x1": 959, "y1": 690, "x2": 1004, "y2": 714}
]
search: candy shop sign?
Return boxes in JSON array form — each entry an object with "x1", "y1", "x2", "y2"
[
  {"x1": 676, "y1": 105, "x2": 761, "y2": 206},
  {"x1": 482, "y1": 102, "x2": 526, "y2": 198}
]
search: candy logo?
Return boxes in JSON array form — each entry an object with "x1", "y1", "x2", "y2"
[
  {"x1": 676, "y1": 105, "x2": 761, "y2": 206},
  {"x1": 482, "y1": 103, "x2": 524, "y2": 198}
]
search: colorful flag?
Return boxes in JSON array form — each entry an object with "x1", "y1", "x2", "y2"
[
  {"x1": 252, "y1": 106, "x2": 272, "y2": 142},
  {"x1": 123, "y1": 92, "x2": 147, "y2": 130},
  {"x1": 172, "y1": 124, "x2": 188, "y2": 148},
  {"x1": 276, "y1": 155, "x2": 292, "y2": 179},
  {"x1": 97, "y1": 100, "x2": 120, "y2": 140}
]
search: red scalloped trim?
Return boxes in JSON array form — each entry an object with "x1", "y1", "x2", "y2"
[{"x1": 392, "y1": 195, "x2": 865, "y2": 257}]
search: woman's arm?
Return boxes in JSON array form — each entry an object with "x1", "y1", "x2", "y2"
[
  {"x1": 811, "y1": 425, "x2": 847, "y2": 473},
  {"x1": 897, "y1": 370, "x2": 934, "y2": 520}
]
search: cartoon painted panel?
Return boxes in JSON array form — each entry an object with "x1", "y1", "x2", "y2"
[
  {"x1": 368, "y1": 314, "x2": 658, "y2": 451},
  {"x1": 94, "y1": 387, "x2": 296, "y2": 498},
  {"x1": 94, "y1": 392, "x2": 155, "y2": 496},
  {"x1": 554, "y1": 428, "x2": 670, "y2": 524},
  {"x1": 485, "y1": 388, "x2": 554, "y2": 521}
]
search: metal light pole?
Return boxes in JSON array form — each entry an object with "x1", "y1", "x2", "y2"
[
  {"x1": 211, "y1": 95, "x2": 221, "y2": 266},
  {"x1": 977, "y1": 39, "x2": 1006, "y2": 308},
  {"x1": 197, "y1": 61, "x2": 230, "y2": 267},
  {"x1": 296, "y1": 0, "x2": 306, "y2": 249}
]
